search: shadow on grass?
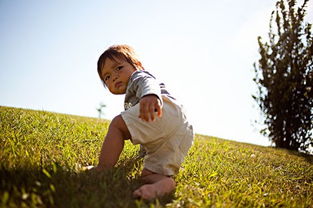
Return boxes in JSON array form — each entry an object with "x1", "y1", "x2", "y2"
[
  {"x1": 285, "y1": 149, "x2": 313, "y2": 164},
  {"x1": 0, "y1": 157, "x2": 175, "y2": 208}
]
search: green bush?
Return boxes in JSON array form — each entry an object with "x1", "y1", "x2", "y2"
[{"x1": 253, "y1": 0, "x2": 313, "y2": 152}]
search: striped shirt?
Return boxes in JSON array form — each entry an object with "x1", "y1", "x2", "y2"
[{"x1": 124, "y1": 70, "x2": 174, "y2": 110}]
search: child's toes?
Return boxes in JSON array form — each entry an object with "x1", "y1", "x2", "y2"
[
  {"x1": 132, "y1": 189, "x2": 142, "y2": 199},
  {"x1": 133, "y1": 185, "x2": 157, "y2": 200}
]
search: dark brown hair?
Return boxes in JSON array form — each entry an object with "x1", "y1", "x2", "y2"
[{"x1": 97, "y1": 44, "x2": 144, "y2": 81}]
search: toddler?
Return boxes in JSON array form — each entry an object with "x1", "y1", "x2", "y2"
[{"x1": 95, "y1": 44, "x2": 194, "y2": 200}]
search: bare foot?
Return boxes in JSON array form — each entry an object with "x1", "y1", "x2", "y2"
[
  {"x1": 133, "y1": 184, "x2": 159, "y2": 200},
  {"x1": 133, "y1": 177, "x2": 175, "y2": 200}
]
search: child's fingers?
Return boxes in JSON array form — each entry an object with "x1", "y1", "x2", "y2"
[
  {"x1": 139, "y1": 95, "x2": 162, "y2": 122},
  {"x1": 149, "y1": 104, "x2": 155, "y2": 121},
  {"x1": 133, "y1": 189, "x2": 141, "y2": 198},
  {"x1": 148, "y1": 100, "x2": 162, "y2": 121},
  {"x1": 141, "y1": 104, "x2": 155, "y2": 122},
  {"x1": 155, "y1": 101, "x2": 163, "y2": 117},
  {"x1": 139, "y1": 101, "x2": 149, "y2": 121}
]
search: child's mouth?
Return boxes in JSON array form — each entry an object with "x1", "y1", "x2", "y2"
[{"x1": 115, "y1": 81, "x2": 123, "y2": 88}]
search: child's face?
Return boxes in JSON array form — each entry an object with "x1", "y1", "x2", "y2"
[{"x1": 100, "y1": 57, "x2": 137, "y2": 94}]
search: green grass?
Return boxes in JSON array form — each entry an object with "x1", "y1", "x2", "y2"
[{"x1": 1, "y1": 106, "x2": 313, "y2": 208}]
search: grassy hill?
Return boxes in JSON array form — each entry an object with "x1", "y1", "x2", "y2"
[{"x1": 1, "y1": 106, "x2": 313, "y2": 208}]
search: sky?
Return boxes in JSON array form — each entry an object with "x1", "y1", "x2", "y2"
[{"x1": 1, "y1": 0, "x2": 312, "y2": 147}]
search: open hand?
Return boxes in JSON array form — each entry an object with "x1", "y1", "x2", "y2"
[{"x1": 139, "y1": 95, "x2": 163, "y2": 122}]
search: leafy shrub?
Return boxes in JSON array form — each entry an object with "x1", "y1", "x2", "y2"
[{"x1": 253, "y1": 0, "x2": 313, "y2": 152}]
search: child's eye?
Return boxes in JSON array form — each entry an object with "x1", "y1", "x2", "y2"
[
  {"x1": 116, "y1": 66, "x2": 123, "y2": 71},
  {"x1": 104, "y1": 75, "x2": 110, "y2": 82}
]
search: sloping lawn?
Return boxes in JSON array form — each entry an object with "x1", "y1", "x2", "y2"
[{"x1": 1, "y1": 106, "x2": 312, "y2": 207}]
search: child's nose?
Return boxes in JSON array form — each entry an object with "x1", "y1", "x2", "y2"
[{"x1": 112, "y1": 74, "x2": 118, "y2": 81}]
